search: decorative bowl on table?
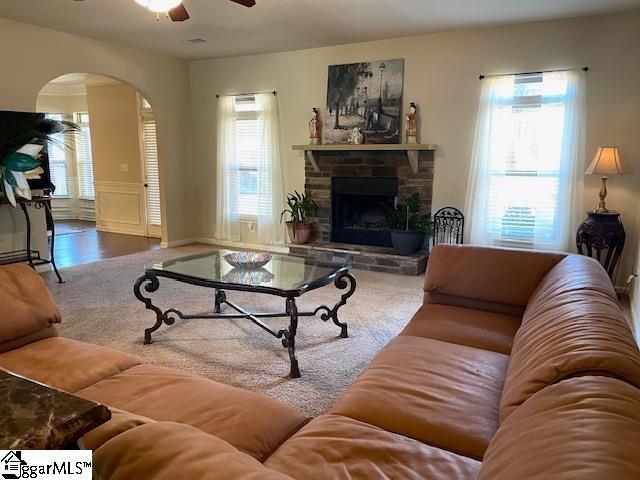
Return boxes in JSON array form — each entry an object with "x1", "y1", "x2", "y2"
[
  {"x1": 222, "y1": 267, "x2": 274, "y2": 285},
  {"x1": 223, "y1": 251, "x2": 273, "y2": 269}
]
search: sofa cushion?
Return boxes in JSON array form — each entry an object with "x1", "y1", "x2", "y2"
[
  {"x1": 0, "y1": 325, "x2": 59, "y2": 355},
  {"x1": 0, "y1": 264, "x2": 61, "y2": 346},
  {"x1": 265, "y1": 414, "x2": 481, "y2": 480},
  {"x1": 479, "y1": 376, "x2": 640, "y2": 480},
  {"x1": 500, "y1": 257, "x2": 640, "y2": 422},
  {"x1": 0, "y1": 337, "x2": 140, "y2": 392},
  {"x1": 330, "y1": 335, "x2": 509, "y2": 460},
  {"x1": 94, "y1": 422, "x2": 293, "y2": 480},
  {"x1": 400, "y1": 303, "x2": 520, "y2": 354},
  {"x1": 524, "y1": 255, "x2": 618, "y2": 319},
  {"x1": 76, "y1": 364, "x2": 308, "y2": 461},
  {"x1": 79, "y1": 408, "x2": 154, "y2": 451},
  {"x1": 424, "y1": 244, "x2": 564, "y2": 316}
]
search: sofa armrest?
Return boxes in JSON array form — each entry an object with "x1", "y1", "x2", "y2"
[
  {"x1": 94, "y1": 422, "x2": 294, "y2": 480},
  {"x1": 424, "y1": 244, "x2": 565, "y2": 316},
  {"x1": 0, "y1": 264, "x2": 61, "y2": 349}
]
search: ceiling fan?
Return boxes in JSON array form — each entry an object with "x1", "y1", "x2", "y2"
[
  {"x1": 134, "y1": 0, "x2": 256, "y2": 21},
  {"x1": 72, "y1": 1, "x2": 257, "y2": 21}
]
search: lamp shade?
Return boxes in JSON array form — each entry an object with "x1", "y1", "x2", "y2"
[{"x1": 585, "y1": 146, "x2": 624, "y2": 175}]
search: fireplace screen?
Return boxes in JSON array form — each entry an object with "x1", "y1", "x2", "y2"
[{"x1": 331, "y1": 177, "x2": 398, "y2": 247}]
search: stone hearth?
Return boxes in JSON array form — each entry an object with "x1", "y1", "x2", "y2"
[
  {"x1": 295, "y1": 149, "x2": 434, "y2": 275},
  {"x1": 289, "y1": 242, "x2": 428, "y2": 276}
]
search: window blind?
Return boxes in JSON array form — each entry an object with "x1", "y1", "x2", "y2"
[
  {"x1": 232, "y1": 96, "x2": 270, "y2": 217},
  {"x1": 74, "y1": 113, "x2": 95, "y2": 200},
  {"x1": 45, "y1": 113, "x2": 71, "y2": 197},
  {"x1": 142, "y1": 119, "x2": 162, "y2": 226}
]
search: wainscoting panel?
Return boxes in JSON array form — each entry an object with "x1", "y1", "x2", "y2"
[{"x1": 94, "y1": 181, "x2": 146, "y2": 236}]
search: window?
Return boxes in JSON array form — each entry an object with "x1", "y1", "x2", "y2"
[
  {"x1": 45, "y1": 113, "x2": 71, "y2": 197},
  {"x1": 215, "y1": 92, "x2": 284, "y2": 244},
  {"x1": 233, "y1": 96, "x2": 263, "y2": 217},
  {"x1": 74, "y1": 112, "x2": 95, "y2": 199},
  {"x1": 466, "y1": 71, "x2": 584, "y2": 251}
]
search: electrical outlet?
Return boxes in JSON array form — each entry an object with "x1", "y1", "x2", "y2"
[{"x1": 120, "y1": 163, "x2": 129, "y2": 172}]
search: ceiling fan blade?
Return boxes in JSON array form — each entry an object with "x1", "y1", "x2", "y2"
[
  {"x1": 169, "y1": 3, "x2": 190, "y2": 21},
  {"x1": 230, "y1": 0, "x2": 256, "y2": 7}
]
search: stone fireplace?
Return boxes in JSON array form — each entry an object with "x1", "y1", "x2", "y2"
[{"x1": 288, "y1": 147, "x2": 435, "y2": 275}]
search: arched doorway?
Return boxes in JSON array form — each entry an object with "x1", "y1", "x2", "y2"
[{"x1": 36, "y1": 73, "x2": 163, "y2": 267}]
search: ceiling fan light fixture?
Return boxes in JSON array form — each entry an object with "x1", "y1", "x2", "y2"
[{"x1": 146, "y1": 0, "x2": 182, "y2": 12}]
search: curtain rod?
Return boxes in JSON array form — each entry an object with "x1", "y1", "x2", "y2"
[
  {"x1": 479, "y1": 66, "x2": 588, "y2": 80},
  {"x1": 216, "y1": 90, "x2": 277, "y2": 98}
]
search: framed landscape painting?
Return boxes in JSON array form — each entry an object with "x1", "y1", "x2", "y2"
[{"x1": 323, "y1": 58, "x2": 404, "y2": 144}]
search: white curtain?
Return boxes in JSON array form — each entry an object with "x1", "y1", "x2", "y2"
[
  {"x1": 216, "y1": 95, "x2": 241, "y2": 242},
  {"x1": 556, "y1": 70, "x2": 586, "y2": 251},
  {"x1": 215, "y1": 92, "x2": 285, "y2": 244},
  {"x1": 464, "y1": 70, "x2": 585, "y2": 252},
  {"x1": 255, "y1": 93, "x2": 285, "y2": 245}
]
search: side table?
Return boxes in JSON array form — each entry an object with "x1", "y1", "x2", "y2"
[
  {"x1": 0, "y1": 194, "x2": 64, "y2": 283},
  {"x1": 0, "y1": 369, "x2": 111, "y2": 449},
  {"x1": 576, "y1": 211, "x2": 625, "y2": 280}
]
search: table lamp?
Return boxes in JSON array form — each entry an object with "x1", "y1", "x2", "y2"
[{"x1": 585, "y1": 146, "x2": 624, "y2": 213}]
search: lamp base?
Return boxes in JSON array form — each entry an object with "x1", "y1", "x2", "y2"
[{"x1": 594, "y1": 176, "x2": 611, "y2": 214}]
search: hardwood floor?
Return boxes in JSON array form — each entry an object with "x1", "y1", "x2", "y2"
[{"x1": 54, "y1": 220, "x2": 160, "y2": 269}]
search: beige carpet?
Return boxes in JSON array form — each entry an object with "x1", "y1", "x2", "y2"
[{"x1": 43, "y1": 245, "x2": 424, "y2": 417}]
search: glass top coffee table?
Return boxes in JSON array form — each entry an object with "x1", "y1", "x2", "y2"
[{"x1": 133, "y1": 249, "x2": 356, "y2": 378}]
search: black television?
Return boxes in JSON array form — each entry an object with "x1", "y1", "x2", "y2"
[{"x1": 0, "y1": 110, "x2": 54, "y2": 194}]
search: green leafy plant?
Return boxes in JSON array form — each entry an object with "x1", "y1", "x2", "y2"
[
  {"x1": 383, "y1": 192, "x2": 433, "y2": 235},
  {"x1": 0, "y1": 112, "x2": 79, "y2": 202},
  {"x1": 280, "y1": 190, "x2": 318, "y2": 226}
]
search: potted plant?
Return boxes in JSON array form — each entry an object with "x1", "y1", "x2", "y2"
[
  {"x1": 383, "y1": 193, "x2": 432, "y2": 255},
  {"x1": 0, "y1": 112, "x2": 78, "y2": 206},
  {"x1": 280, "y1": 191, "x2": 318, "y2": 245}
]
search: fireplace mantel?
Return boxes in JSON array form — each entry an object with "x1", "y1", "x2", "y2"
[{"x1": 292, "y1": 143, "x2": 437, "y2": 174}]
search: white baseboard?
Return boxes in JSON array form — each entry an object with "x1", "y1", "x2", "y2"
[
  {"x1": 96, "y1": 225, "x2": 146, "y2": 237},
  {"x1": 160, "y1": 237, "x2": 197, "y2": 248}
]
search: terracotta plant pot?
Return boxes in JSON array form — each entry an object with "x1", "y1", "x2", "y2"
[
  {"x1": 286, "y1": 222, "x2": 312, "y2": 245},
  {"x1": 390, "y1": 230, "x2": 426, "y2": 255}
]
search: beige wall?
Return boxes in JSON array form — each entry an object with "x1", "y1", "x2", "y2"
[
  {"x1": 0, "y1": 18, "x2": 195, "y2": 243},
  {"x1": 190, "y1": 11, "x2": 640, "y2": 282},
  {"x1": 86, "y1": 83, "x2": 143, "y2": 184}
]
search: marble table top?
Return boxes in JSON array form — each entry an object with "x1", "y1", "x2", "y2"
[{"x1": 0, "y1": 369, "x2": 111, "y2": 449}]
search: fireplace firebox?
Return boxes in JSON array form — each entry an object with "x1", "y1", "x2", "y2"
[{"x1": 331, "y1": 177, "x2": 398, "y2": 247}]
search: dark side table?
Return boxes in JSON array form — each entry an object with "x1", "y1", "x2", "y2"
[
  {"x1": 0, "y1": 369, "x2": 111, "y2": 449},
  {"x1": 576, "y1": 211, "x2": 625, "y2": 280}
]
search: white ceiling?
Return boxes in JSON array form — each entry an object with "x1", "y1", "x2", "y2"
[{"x1": 1, "y1": 0, "x2": 639, "y2": 60}]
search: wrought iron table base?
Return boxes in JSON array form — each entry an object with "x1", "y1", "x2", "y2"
[{"x1": 134, "y1": 273, "x2": 355, "y2": 378}]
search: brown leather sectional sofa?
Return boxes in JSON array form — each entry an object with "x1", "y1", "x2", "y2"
[{"x1": 2, "y1": 244, "x2": 640, "y2": 479}]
